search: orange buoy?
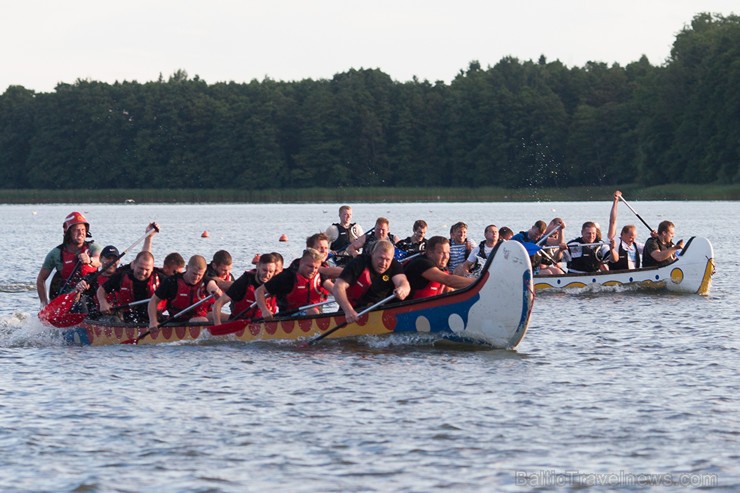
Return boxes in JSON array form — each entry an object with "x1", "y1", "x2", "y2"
[
  {"x1": 201, "y1": 231, "x2": 209, "y2": 238},
  {"x1": 279, "y1": 234, "x2": 288, "y2": 242},
  {"x1": 251, "y1": 254, "x2": 261, "y2": 265}
]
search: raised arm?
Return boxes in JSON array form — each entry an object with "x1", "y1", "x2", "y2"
[
  {"x1": 142, "y1": 222, "x2": 160, "y2": 253},
  {"x1": 346, "y1": 235, "x2": 366, "y2": 257},
  {"x1": 607, "y1": 191, "x2": 621, "y2": 260}
]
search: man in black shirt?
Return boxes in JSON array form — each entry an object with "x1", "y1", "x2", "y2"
[{"x1": 333, "y1": 240, "x2": 410, "y2": 323}]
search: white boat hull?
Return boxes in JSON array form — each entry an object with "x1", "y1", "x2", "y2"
[{"x1": 534, "y1": 236, "x2": 714, "y2": 295}]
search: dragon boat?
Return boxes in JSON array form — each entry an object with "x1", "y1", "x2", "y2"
[
  {"x1": 533, "y1": 236, "x2": 714, "y2": 295},
  {"x1": 59, "y1": 240, "x2": 535, "y2": 349}
]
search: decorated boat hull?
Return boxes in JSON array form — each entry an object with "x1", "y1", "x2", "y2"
[
  {"x1": 533, "y1": 236, "x2": 714, "y2": 295},
  {"x1": 61, "y1": 241, "x2": 535, "y2": 349}
]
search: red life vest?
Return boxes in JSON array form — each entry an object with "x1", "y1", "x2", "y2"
[
  {"x1": 168, "y1": 276, "x2": 212, "y2": 318},
  {"x1": 411, "y1": 273, "x2": 447, "y2": 300},
  {"x1": 282, "y1": 271, "x2": 327, "y2": 311},
  {"x1": 117, "y1": 271, "x2": 161, "y2": 306},
  {"x1": 92, "y1": 272, "x2": 115, "y2": 309},
  {"x1": 346, "y1": 267, "x2": 373, "y2": 305},
  {"x1": 230, "y1": 271, "x2": 277, "y2": 319},
  {"x1": 59, "y1": 243, "x2": 97, "y2": 280}
]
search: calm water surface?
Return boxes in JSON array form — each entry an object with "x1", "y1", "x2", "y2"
[{"x1": 0, "y1": 201, "x2": 737, "y2": 492}]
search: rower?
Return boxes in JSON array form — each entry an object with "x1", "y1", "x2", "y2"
[
  {"x1": 212, "y1": 253, "x2": 279, "y2": 325},
  {"x1": 643, "y1": 220, "x2": 683, "y2": 268},
  {"x1": 147, "y1": 255, "x2": 214, "y2": 326},
  {"x1": 254, "y1": 248, "x2": 332, "y2": 319},
  {"x1": 455, "y1": 224, "x2": 498, "y2": 276},
  {"x1": 204, "y1": 250, "x2": 235, "y2": 291},
  {"x1": 564, "y1": 222, "x2": 610, "y2": 273},
  {"x1": 98, "y1": 251, "x2": 160, "y2": 324},
  {"x1": 347, "y1": 217, "x2": 399, "y2": 257},
  {"x1": 405, "y1": 236, "x2": 474, "y2": 299},
  {"x1": 325, "y1": 205, "x2": 363, "y2": 264},
  {"x1": 448, "y1": 222, "x2": 474, "y2": 274},
  {"x1": 37, "y1": 211, "x2": 102, "y2": 307},
  {"x1": 396, "y1": 219, "x2": 428, "y2": 256},
  {"x1": 333, "y1": 240, "x2": 410, "y2": 324},
  {"x1": 605, "y1": 190, "x2": 650, "y2": 270}
]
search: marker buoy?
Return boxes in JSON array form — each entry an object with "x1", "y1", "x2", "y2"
[
  {"x1": 251, "y1": 254, "x2": 261, "y2": 265},
  {"x1": 279, "y1": 234, "x2": 288, "y2": 242},
  {"x1": 201, "y1": 231, "x2": 209, "y2": 238}
]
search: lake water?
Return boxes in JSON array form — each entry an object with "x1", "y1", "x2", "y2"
[{"x1": 0, "y1": 201, "x2": 737, "y2": 492}]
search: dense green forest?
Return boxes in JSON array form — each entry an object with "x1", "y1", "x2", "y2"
[{"x1": 0, "y1": 13, "x2": 737, "y2": 191}]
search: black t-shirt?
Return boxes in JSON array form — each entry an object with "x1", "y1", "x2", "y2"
[
  {"x1": 154, "y1": 272, "x2": 201, "y2": 301},
  {"x1": 339, "y1": 255, "x2": 404, "y2": 305},
  {"x1": 403, "y1": 256, "x2": 439, "y2": 294},
  {"x1": 226, "y1": 271, "x2": 259, "y2": 301},
  {"x1": 263, "y1": 269, "x2": 298, "y2": 298}
]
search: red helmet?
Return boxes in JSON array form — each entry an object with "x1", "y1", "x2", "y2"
[{"x1": 63, "y1": 211, "x2": 90, "y2": 234}]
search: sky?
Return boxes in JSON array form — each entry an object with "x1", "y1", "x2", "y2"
[{"x1": 1, "y1": 0, "x2": 737, "y2": 93}]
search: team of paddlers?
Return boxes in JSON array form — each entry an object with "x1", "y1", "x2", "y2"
[{"x1": 37, "y1": 191, "x2": 684, "y2": 331}]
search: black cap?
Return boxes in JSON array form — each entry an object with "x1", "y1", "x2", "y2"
[{"x1": 101, "y1": 245, "x2": 120, "y2": 258}]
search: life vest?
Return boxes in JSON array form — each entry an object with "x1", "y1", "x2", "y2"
[
  {"x1": 279, "y1": 271, "x2": 327, "y2": 312},
  {"x1": 346, "y1": 267, "x2": 373, "y2": 306},
  {"x1": 608, "y1": 240, "x2": 641, "y2": 270},
  {"x1": 58, "y1": 243, "x2": 97, "y2": 281},
  {"x1": 397, "y1": 236, "x2": 427, "y2": 254},
  {"x1": 92, "y1": 272, "x2": 116, "y2": 309},
  {"x1": 330, "y1": 222, "x2": 356, "y2": 251},
  {"x1": 411, "y1": 272, "x2": 447, "y2": 300},
  {"x1": 117, "y1": 271, "x2": 161, "y2": 306},
  {"x1": 566, "y1": 237, "x2": 601, "y2": 273},
  {"x1": 230, "y1": 271, "x2": 277, "y2": 319},
  {"x1": 168, "y1": 275, "x2": 211, "y2": 318},
  {"x1": 364, "y1": 231, "x2": 398, "y2": 255},
  {"x1": 477, "y1": 240, "x2": 489, "y2": 260}
]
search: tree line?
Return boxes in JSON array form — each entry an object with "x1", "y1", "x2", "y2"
[{"x1": 0, "y1": 13, "x2": 737, "y2": 190}]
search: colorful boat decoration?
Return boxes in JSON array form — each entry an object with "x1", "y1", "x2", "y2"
[
  {"x1": 60, "y1": 241, "x2": 535, "y2": 349},
  {"x1": 534, "y1": 236, "x2": 714, "y2": 295}
]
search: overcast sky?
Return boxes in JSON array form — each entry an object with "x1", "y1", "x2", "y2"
[{"x1": 1, "y1": 0, "x2": 736, "y2": 93}]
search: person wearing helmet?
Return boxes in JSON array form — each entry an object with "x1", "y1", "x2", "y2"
[{"x1": 36, "y1": 211, "x2": 102, "y2": 307}]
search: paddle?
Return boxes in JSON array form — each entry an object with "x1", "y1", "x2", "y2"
[
  {"x1": 521, "y1": 224, "x2": 562, "y2": 257},
  {"x1": 209, "y1": 299, "x2": 335, "y2": 337},
  {"x1": 108, "y1": 298, "x2": 152, "y2": 312},
  {"x1": 399, "y1": 252, "x2": 422, "y2": 264},
  {"x1": 303, "y1": 293, "x2": 397, "y2": 346},
  {"x1": 543, "y1": 241, "x2": 606, "y2": 249},
  {"x1": 56, "y1": 258, "x2": 85, "y2": 297},
  {"x1": 39, "y1": 226, "x2": 158, "y2": 327},
  {"x1": 619, "y1": 196, "x2": 654, "y2": 232},
  {"x1": 123, "y1": 293, "x2": 216, "y2": 345}
]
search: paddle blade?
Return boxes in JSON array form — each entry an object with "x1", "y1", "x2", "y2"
[
  {"x1": 521, "y1": 242, "x2": 541, "y2": 256},
  {"x1": 38, "y1": 292, "x2": 84, "y2": 327},
  {"x1": 209, "y1": 319, "x2": 249, "y2": 336}
]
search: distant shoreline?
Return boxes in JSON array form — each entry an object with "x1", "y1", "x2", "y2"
[{"x1": 1, "y1": 184, "x2": 738, "y2": 204}]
